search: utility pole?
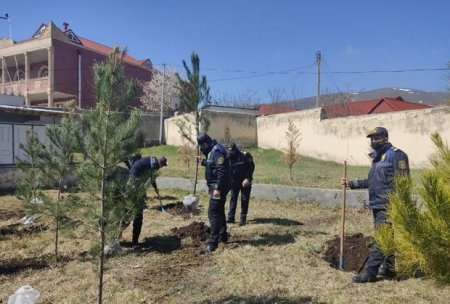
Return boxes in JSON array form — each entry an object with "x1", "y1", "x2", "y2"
[
  {"x1": 0, "y1": 13, "x2": 11, "y2": 40},
  {"x1": 159, "y1": 64, "x2": 166, "y2": 144},
  {"x1": 315, "y1": 51, "x2": 321, "y2": 108}
]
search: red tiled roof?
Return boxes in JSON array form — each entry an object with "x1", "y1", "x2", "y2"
[
  {"x1": 77, "y1": 37, "x2": 150, "y2": 67},
  {"x1": 258, "y1": 104, "x2": 296, "y2": 116},
  {"x1": 23, "y1": 22, "x2": 151, "y2": 68},
  {"x1": 324, "y1": 96, "x2": 431, "y2": 118}
]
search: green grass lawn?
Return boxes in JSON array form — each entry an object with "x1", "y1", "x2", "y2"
[
  {"x1": 1, "y1": 190, "x2": 448, "y2": 303},
  {"x1": 141, "y1": 145, "x2": 423, "y2": 189}
]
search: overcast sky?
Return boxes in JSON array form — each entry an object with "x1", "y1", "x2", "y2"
[{"x1": 1, "y1": 0, "x2": 449, "y2": 102}]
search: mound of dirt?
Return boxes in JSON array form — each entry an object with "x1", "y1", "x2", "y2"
[
  {"x1": 0, "y1": 223, "x2": 48, "y2": 238},
  {"x1": 171, "y1": 221, "x2": 209, "y2": 244},
  {"x1": 323, "y1": 233, "x2": 374, "y2": 272},
  {"x1": 164, "y1": 201, "x2": 201, "y2": 216}
]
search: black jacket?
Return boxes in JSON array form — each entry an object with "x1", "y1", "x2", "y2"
[
  {"x1": 201, "y1": 143, "x2": 231, "y2": 192},
  {"x1": 229, "y1": 150, "x2": 255, "y2": 185},
  {"x1": 129, "y1": 156, "x2": 161, "y2": 190},
  {"x1": 349, "y1": 143, "x2": 409, "y2": 210}
]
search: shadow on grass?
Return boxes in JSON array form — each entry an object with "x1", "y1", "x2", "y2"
[
  {"x1": 157, "y1": 194, "x2": 179, "y2": 200},
  {"x1": 251, "y1": 217, "x2": 303, "y2": 226},
  {"x1": 0, "y1": 254, "x2": 72, "y2": 275},
  {"x1": 232, "y1": 232, "x2": 296, "y2": 247},
  {"x1": 201, "y1": 295, "x2": 326, "y2": 304}
]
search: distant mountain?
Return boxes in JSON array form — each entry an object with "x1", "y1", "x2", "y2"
[{"x1": 280, "y1": 88, "x2": 449, "y2": 110}]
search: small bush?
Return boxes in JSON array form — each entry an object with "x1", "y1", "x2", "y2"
[{"x1": 376, "y1": 132, "x2": 450, "y2": 283}]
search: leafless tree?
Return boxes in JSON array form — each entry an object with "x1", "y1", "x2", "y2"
[
  {"x1": 140, "y1": 66, "x2": 181, "y2": 114},
  {"x1": 283, "y1": 118, "x2": 301, "y2": 180},
  {"x1": 268, "y1": 87, "x2": 287, "y2": 104},
  {"x1": 223, "y1": 121, "x2": 232, "y2": 144},
  {"x1": 213, "y1": 89, "x2": 261, "y2": 108}
]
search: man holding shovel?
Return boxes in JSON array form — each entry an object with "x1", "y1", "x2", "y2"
[
  {"x1": 196, "y1": 133, "x2": 231, "y2": 254},
  {"x1": 126, "y1": 155, "x2": 167, "y2": 249},
  {"x1": 342, "y1": 127, "x2": 409, "y2": 283}
]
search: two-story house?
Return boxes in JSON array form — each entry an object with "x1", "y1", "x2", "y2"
[{"x1": 0, "y1": 21, "x2": 153, "y2": 109}]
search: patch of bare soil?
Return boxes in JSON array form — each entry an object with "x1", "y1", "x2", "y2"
[
  {"x1": 0, "y1": 223, "x2": 48, "y2": 238},
  {"x1": 304, "y1": 215, "x2": 338, "y2": 228},
  {"x1": 0, "y1": 254, "x2": 73, "y2": 275},
  {"x1": 135, "y1": 247, "x2": 213, "y2": 302},
  {"x1": 164, "y1": 201, "x2": 201, "y2": 217},
  {"x1": 131, "y1": 222, "x2": 213, "y2": 301},
  {"x1": 323, "y1": 233, "x2": 374, "y2": 272},
  {"x1": 171, "y1": 221, "x2": 209, "y2": 245},
  {"x1": 0, "y1": 208, "x2": 26, "y2": 221}
]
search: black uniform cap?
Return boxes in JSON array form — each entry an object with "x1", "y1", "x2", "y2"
[
  {"x1": 158, "y1": 156, "x2": 167, "y2": 167},
  {"x1": 197, "y1": 133, "x2": 212, "y2": 145},
  {"x1": 366, "y1": 127, "x2": 388, "y2": 138}
]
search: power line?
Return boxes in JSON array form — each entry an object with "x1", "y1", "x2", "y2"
[{"x1": 329, "y1": 68, "x2": 449, "y2": 74}]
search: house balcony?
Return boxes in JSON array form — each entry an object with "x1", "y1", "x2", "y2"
[
  {"x1": 0, "y1": 77, "x2": 75, "y2": 106},
  {"x1": 0, "y1": 77, "x2": 49, "y2": 95}
]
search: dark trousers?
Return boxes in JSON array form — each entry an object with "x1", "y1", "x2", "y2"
[
  {"x1": 366, "y1": 208, "x2": 391, "y2": 275},
  {"x1": 131, "y1": 195, "x2": 146, "y2": 245},
  {"x1": 208, "y1": 187, "x2": 230, "y2": 248},
  {"x1": 132, "y1": 208, "x2": 143, "y2": 245},
  {"x1": 228, "y1": 183, "x2": 252, "y2": 221}
]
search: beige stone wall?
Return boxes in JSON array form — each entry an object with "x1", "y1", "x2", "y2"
[
  {"x1": 257, "y1": 106, "x2": 450, "y2": 168},
  {"x1": 164, "y1": 110, "x2": 257, "y2": 147},
  {"x1": 164, "y1": 113, "x2": 197, "y2": 146}
]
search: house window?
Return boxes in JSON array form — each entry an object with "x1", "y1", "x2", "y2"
[
  {"x1": 38, "y1": 66, "x2": 49, "y2": 78},
  {"x1": 64, "y1": 30, "x2": 82, "y2": 44},
  {"x1": 15, "y1": 70, "x2": 25, "y2": 81},
  {"x1": 143, "y1": 60, "x2": 152, "y2": 69}
]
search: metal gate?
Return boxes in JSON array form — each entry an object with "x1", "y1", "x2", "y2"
[{"x1": 0, "y1": 123, "x2": 48, "y2": 165}]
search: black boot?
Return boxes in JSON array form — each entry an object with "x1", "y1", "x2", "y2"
[
  {"x1": 200, "y1": 244, "x2": 217, "y2": 254},
  {"x1": 226, "y1": 218, "x2": 235, "y2": 224},
  {"x1": 352, "y1": 271, "x2": 377, "y2": 283},
  {"x1": 378, "y1": 262, "x2": 396, "y2": 277}
]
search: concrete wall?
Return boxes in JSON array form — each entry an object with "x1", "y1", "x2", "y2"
[
  {"x1": 140, "y1": 113, "x2": 168, "y2": 146},
  {"x1": 257, "y1": 106, "x2": 450, "y2": 168},
  {"x1": 164, "y1": 110, "x2": 257, "y2": 147}
]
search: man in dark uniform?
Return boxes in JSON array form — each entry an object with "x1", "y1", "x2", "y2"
[
  {"x1": 196, "y1": 133, "x2": 231, "y2": 254},
  {"x1": 342, "y1": 127, "x2": 409, "y2": 283},
  {"x1": 226, "y1": 142, "x2": 255, "y2": 226},
  {"x1": 127, "y1": 155, "x2": 167, "y2": 248}
]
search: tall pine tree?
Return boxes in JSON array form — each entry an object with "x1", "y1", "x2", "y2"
[
  {"x1": 77, "y1": 46, "x2": 143, "y2": 304},
  {"x1": 175, "y1": 52, "x2": 211, "y2": 144},
  {"x1": 16, "y1": 108, "x2": 80, "y2": 261}
]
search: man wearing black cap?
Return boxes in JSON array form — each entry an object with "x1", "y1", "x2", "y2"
[
  {"x1": 226, "y1": 142, "x2": 255, "y2": 226},
  {"x1": 196, "y1": 132, "x2": 231, "y2": 254},
  {"x1": 342, "y1": 127, "x2": 409, "y2": 283},
  {"x1": 126, "y1": 155, "x2": 167, "y2": 248}
]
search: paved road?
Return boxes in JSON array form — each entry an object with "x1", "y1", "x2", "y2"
[{"x1": 158, "y1": 177, "x2": 369, "y2": 209}]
